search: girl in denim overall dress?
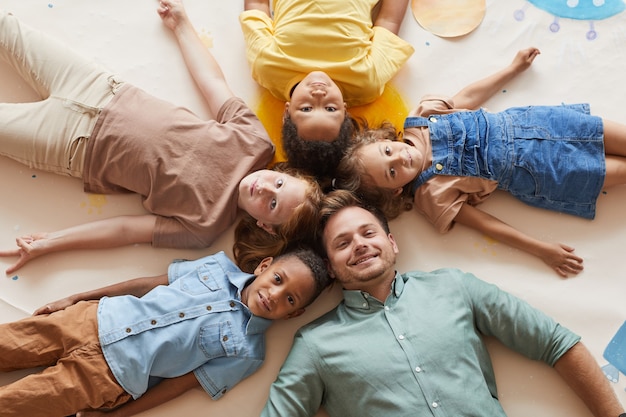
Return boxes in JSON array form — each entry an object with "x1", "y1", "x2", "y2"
[{"x1": 336, "y1": 47, "x2": 626, "y2": 278}]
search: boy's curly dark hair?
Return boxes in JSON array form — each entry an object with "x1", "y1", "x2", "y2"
[
  {"x1": 282, "y1": 113, "x2": 360, "y2": 184},
  {"x1": 275, "y1": 246, "x2": 332, "y2": 304}
]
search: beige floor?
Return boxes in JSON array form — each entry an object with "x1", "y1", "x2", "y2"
[{"x1": 1, "y1": 0, "x2": 625, "y2": 415}]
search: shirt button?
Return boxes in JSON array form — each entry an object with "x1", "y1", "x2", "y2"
[
  {"x1": 384, "y1": 306, "x2": 390, "y2": 311},
  {"x1": 206, "y1": 305, "x2": 212, "y2": 311},
  {"x1": 398, "y1": 334, "x2": 405, "y2": 340},
  {"x1": 429, "y1": 116, "x2": 437, "y2": 123},
  {"x1": 415, "y1": 366, "x2": 422, "y2": 373},
  {"x1": 151, "y1": 320, "x2": 157, "y2": 325},
  {"x1": 432, "y1": 402, "x2": 439, "y2": 408},
  {"x1": 125, "y1": 328, "x2": 132, "y2": 333},
  {"x1": 202, "y1": 275, "x2": 208, "y2": 281},
  {"x1": 222, "y1": 335, "x2": 229, "y2": 342},
  {"x1": 435, "y1": 163, "x2": 443, "y2": 171},
  {"x1": 179, "y1": 312, "x2": 185, "y2": 318},
  {"x1": 229, "y1": 301, "x2": 236, "y2": 308},
  {"x1": 362, "y1": 302, "x2": 368, "y2": 308}
]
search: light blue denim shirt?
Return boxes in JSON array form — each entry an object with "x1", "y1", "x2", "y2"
[
  {"x1": 98, "y1": 251, "x2": 272, "y2": 399},
  {"x1": 263, "y1": 268, "x2": 581, "y2": 417}
]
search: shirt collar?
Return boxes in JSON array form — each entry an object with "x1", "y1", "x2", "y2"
[
  {"x1": 342, "y1": 272, "x2": 405, "y2": 310},
  {"x1": 228, "y1": 271, "x2": 272, "y2": 334},
  {"x1": 212, "y1": 252, "x2": 273, "y2": 334},
  {"x1": 246, "y1": 315, "x2": 272, "y2": 335}
]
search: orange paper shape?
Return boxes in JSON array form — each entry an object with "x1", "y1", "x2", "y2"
[{"x1": 411, "y1": 0, "x2": 486, "y2": 38}]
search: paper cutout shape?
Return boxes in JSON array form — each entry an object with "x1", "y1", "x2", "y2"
[
  {"x1": 411, "y1": 0, "x2": 487, "y2": 38},
  {"x1": 603, "y1": 321, "x2": 626, "y2": 385}
]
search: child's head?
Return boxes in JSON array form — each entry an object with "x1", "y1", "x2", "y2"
[
  {"x1": 284, "y1": 71, "x2": 347, "y2": 143},
  {"x1": 234, "y1": 165, "x2": 324, "y2": 273},
  {"x1": 237, "y1": 166, "x2": 323, "y2": 235},
  {"x1": 241, "y1": 247, "x2": 331, "y2": 320},
  {"x1": 282, "y1": 114, "x2": 358, "y2": 181},
  {"x1": 334, "y1": 124, "x2": 414, "y2": 220}
]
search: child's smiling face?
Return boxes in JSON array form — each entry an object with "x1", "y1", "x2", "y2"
[
  {"x1": 286, "y1": 71, "x2": 346, "y2": 142},
  {"x1": 241, "y1": 256, "x2": 317, "y2": 321},
  {"x1": 358, "y1": 140, "x2": 421, "y2": 191}
]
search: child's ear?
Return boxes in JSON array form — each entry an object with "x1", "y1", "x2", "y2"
[
  {"x1": 253, "y1": 256, "x2": 274, "y2": 275},
  {"x1": 283, "y1": 102, "x2": 290, "y2": 119},
  {"x1": 393, "y1": 187, "x2": 403, "y2": 197},
  {"x1": 284, "y1": 308, "x2": 305, "y2": 319},
  {"x1": 256, "y1": 220, "x2": 277, "y2": 235}
]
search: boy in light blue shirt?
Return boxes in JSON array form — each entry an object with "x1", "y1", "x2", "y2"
[{"x1": 0, "y1": 248, "x2": 329, "y2": 417}]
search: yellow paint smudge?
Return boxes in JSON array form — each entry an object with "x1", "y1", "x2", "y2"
[
  {"x1": 198, "y1": 30, "x2": 213, "y2": 49},
  {"x1": 254, "y1": 84, "x2": 410, "y2": 166},
  {"x1": 474, "y1": 235, "x2": 499, "y2": 257},
  {"x1": 81, "y1": 194, "x2": 107, "y2": 215}
]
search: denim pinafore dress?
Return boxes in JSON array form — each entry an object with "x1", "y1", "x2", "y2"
[{"x1": 405, "y1": 104, "x2": 605, "y2": 219}]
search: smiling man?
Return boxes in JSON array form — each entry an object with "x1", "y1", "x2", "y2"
[{"x1": 261, "y1": 190, "x2": 625, "y2": 417}]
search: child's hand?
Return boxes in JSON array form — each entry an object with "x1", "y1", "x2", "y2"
[
  {"x1": 156, "y1": 0, "x2": 189, "y2": 32},
  {"x1": 539, "y1": 242, "x2": 584, "y2": 278},
  {"x1": 32, "y1": 296, "x2": 75, "y2": 316},
  {"x1": 0, "y1": 232, "x2": 49, "y2": 274},
  {"x1": 511, "y1": 47, "x2": 541, "y2": 74}
]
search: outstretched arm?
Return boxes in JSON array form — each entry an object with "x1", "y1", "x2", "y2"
[
  {"x1": 76, "y1": 373, "x2": 200, "y2": 417},
  {"x1": 33, "y1": 273, "x2": 169, "y2": 316},
  {"x1": 553, "y1": 342, "x2": 625, "y2": 417},
  {"x1": 454, "y1": 203, "x2": 584, "y2": 277},
  {"x1": 244, "y1": 0, "x2": 271, "y2": 15},
  {"x1": 452, "y1": 47, "x2": 540, "y2": 110},
  {"x1": 157, "y1": 0, "x2": 235, "y2": 116},
  {"x1": 0, "y1": 214, "x2": 156, "y2": 274},
  {"x1": 373, "y1": 0, "x2": 409, "y2": 35}
]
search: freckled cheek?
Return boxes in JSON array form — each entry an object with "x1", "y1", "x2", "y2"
[{"x1": 250, "y1": 198, "x2": 268, "y2": 216}]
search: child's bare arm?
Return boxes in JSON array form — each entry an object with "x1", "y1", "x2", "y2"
[
  {"x1": 244, "y1": 0, "x2": 271, "y2": 15},
  {"x1": 452, "y1": 47, "x2": 540, "y2": 110},
  {"x1": 454, "y1": 203, "x2": 584, "y2": 277},
  {"x1": 157, "y1": 0, "x2": 235, "y2": 117},
  {"x1": 33, "y1": 273, "x2": 169, "y2": 316},
  {"x1": 0, "y1": 215, "x2": 157, "y2": 275},
  {"x1": 76, "y1": 373, "x2": 200, "y2": 417},
  {"x1": 374, "y1": 0, "x2": 409, "y2": 35}
]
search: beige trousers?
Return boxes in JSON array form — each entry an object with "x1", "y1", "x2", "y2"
[{"x1": 0, "y1": 11, "x2": 122, "y2": 177}]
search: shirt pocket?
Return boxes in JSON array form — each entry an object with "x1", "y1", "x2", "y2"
[
  {"x1": 198, "y1": 321, "x2": 238, "y2": 359},
  {"x1": 179, "y1": 263, "x2": 224, "y2": 295}
]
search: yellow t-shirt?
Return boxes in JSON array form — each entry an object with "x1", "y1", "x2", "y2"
[{"x1": 240, "y1": 0, "x2": 414, "y2": 107}]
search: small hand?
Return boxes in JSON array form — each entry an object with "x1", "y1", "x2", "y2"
[
  {"x1": 156, "y1": 0, "x2": 188, "y2": 31},
  {"x1": 541, "y1": 242, "x2": 584, "y2": 278},
  {"x1": 0, "y1": 233, "x2": 49, "y2": 274},
  {"x1": 32, "y1": 296, "x2": 75, "y2": 316},
  {"x1": 511, "y1": 47, "x2": 541, "y2": 73}
]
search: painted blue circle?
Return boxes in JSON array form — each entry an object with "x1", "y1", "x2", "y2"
[{"x1": 529, "y1": 0, "x2": 625, "y2": 21}]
